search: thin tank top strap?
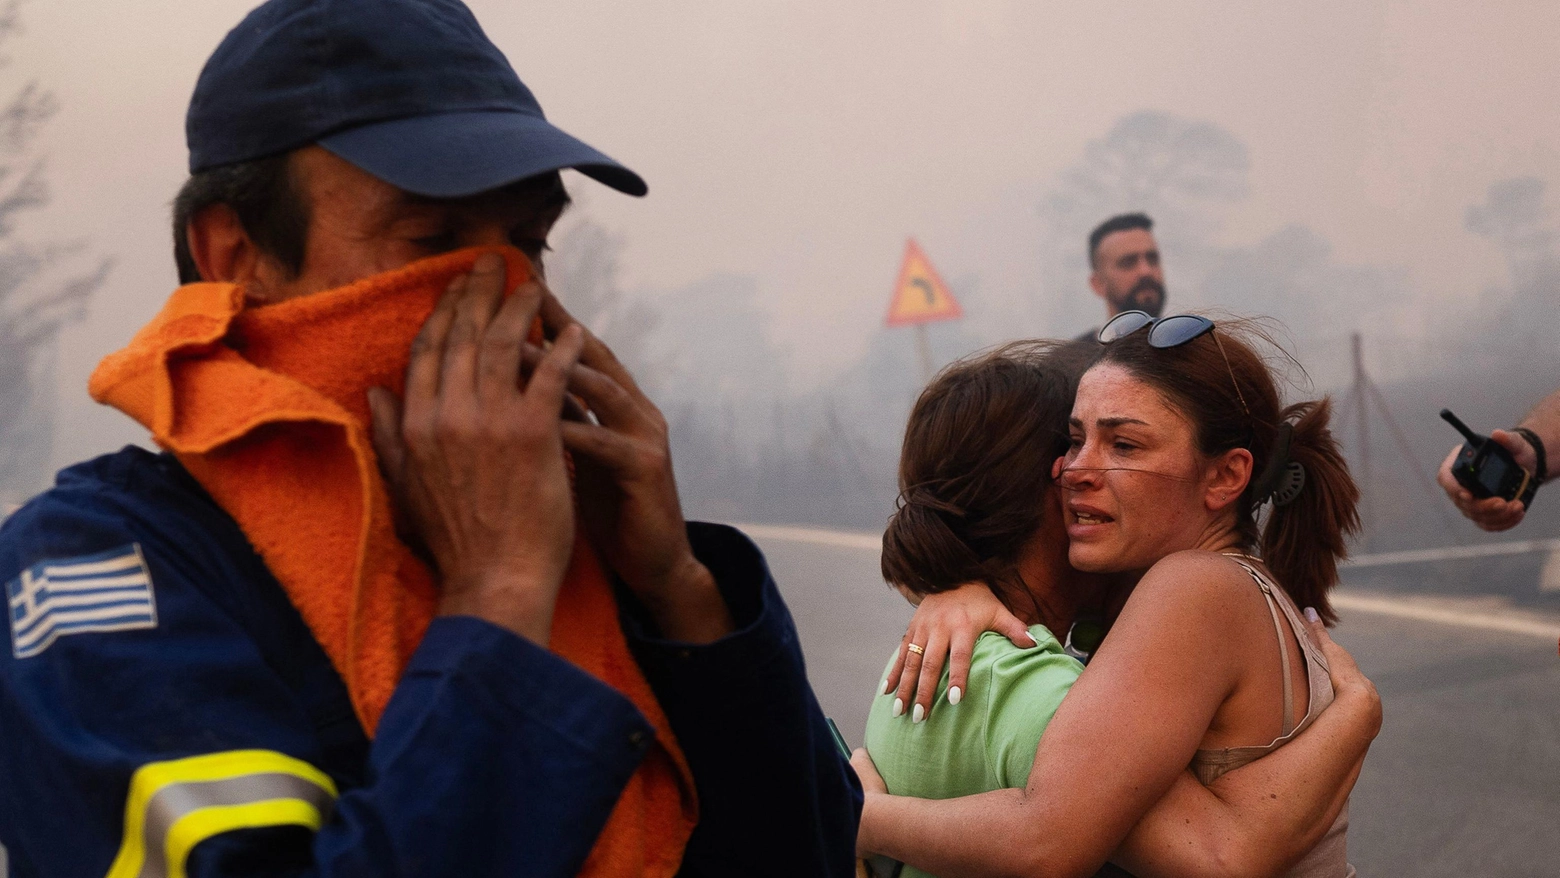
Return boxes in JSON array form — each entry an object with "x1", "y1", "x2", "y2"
[
  {"x1": 1195, "y1": 556, "x2": 1340, "y2": 791},
  {"x1": 1225, "y1": 555, "x2": 1295, "y2": 734}
]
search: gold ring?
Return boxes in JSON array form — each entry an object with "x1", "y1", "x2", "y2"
[{"x1": 906, "y1": 643, "x2": 925, "y2": 656}]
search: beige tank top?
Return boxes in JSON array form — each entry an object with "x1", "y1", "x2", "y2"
[{"x1": 1189, "y1": 557, "x2": 1355, "y2": 878}]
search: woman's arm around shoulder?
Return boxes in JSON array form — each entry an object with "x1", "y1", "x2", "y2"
[
  {"x1": 997, "y1": 551, "x2": 1261, "y2": 867},
  {"x1": 1111, "y1": 615, "x2": 1382, "y2": 877},
  {"x1": 856, "y1": 552, "x2": 1264, "y2": 878}
]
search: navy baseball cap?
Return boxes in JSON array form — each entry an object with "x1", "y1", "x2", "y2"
[{"x1": 187, "y1": 0, "x2": 646, "y2": 198}]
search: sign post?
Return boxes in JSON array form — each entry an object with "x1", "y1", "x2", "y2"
[{"x1": 884, "y1": 238, "x2": 963, "y2": 383}]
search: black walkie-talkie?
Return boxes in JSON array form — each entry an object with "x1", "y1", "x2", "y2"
[{"x1": 1440, "y1": 409, "x2": 1538, "y2": 506}]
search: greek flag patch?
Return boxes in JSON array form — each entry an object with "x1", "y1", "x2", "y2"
[{"x1": 6, "y1": 544, "x2": 158, "y2": 659}]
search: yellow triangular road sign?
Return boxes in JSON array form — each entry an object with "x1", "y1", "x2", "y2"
[{"x1": 885, "y1": 238, "x2": 963, "y2": 327}]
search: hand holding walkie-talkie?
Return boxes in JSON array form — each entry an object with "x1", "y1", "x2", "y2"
[{"x1": 1439, "y1": 409, "x2": 1539, "y2": 506}]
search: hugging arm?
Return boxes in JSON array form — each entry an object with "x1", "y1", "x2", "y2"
[
  {"x1": 1111, "y1": 616, "x2": 1379, "y2": 877},
  {"x1": 858, "y1": 555, "x2": 1377, "y2": 878}
]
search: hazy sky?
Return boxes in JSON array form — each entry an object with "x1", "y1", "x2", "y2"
[{"x1": 20, "y1": 0, "x2": 1560, "y2": 467}]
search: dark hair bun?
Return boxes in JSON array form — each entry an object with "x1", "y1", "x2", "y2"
[
  {"x1": 879, "y1": 341, "x2": 1089, "y2": 598},
  {"x1": 882, "y1": 488, "x2": 982, "y2": 595}
]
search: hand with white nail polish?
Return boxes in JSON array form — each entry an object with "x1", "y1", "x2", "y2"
[
  {"x1": 884, "y1": 581, "x2": 1034, "y2": 723},
  {"x1": 859, "y1": 617, "x2": 1079, "y2": 867}
]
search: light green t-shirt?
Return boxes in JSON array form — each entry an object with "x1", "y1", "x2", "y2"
[{"x1": 863, "y1": 625, "x2": 1084, "y2": 878}]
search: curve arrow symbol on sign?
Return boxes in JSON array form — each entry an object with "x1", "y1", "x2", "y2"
[{"x1": 886, "y1": 238, "x2": 963, "y2": 327}]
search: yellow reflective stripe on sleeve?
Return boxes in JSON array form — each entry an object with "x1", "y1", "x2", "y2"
[
  {"x1": 164, "y1": 799, "x2": 328, "y2": 878},
  {"x1": 105, "y1": 750, "x2": 338, "y2": 878}
]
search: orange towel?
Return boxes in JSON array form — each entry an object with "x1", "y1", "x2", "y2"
[{"x1": 89, "y1": 247, "x2": 697, "y2": 876}]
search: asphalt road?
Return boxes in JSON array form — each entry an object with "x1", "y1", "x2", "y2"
[{"x1": 750, "y1": 528, "x2": 1560, "y2": 878}]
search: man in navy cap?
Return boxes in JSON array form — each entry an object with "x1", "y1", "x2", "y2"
[{"x1": 0, "y1": 0, "x2": 861, "y2": 875}]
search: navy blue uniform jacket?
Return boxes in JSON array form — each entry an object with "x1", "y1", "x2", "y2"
[{"x1": 0, "y1": 447, "x2": 861, "y2": 876}]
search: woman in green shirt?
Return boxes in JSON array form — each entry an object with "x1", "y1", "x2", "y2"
[{"x1": 859, "y1": 334, "x2": 1376, "y2": 877}]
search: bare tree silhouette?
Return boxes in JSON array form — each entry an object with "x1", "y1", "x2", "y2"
[
  {"x1": 1045, "y1": 111, "x2": 1249, "y2": 240},
  {"x1": 0, "y1": 1, "x2": 110, "y2": 498},
  {"x1": 1463, "y1": 177, "x2": 1560, "y2": 361},
  {"x1": 1466, "y1": 176, "x2": 1554, "y2": 261}
]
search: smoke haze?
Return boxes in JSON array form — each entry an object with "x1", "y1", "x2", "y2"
[{"x1": 12, "y1": 0, "x2": 1560, "y2": 566}]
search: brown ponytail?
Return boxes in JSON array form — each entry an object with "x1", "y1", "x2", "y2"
[{"x1": 1261, "y1": 399, "x2": 1360, "y2": 624}]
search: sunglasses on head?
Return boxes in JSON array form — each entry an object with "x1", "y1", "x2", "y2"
[
  {"x1": 1098, "y1": 310, "x2": 1213, "y2": 346},
  {"x1": 1096, "y1": 310, "x2": 1250, "y2": 417}
]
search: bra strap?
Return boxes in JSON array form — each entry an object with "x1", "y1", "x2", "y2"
[{"x1": 1226, "y1": 556, "x2": 1296, "y2": 734}]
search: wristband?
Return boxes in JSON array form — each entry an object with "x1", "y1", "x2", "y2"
[{"x1": 1512, "y1": 427, "x2": 1548, "y2": 484}]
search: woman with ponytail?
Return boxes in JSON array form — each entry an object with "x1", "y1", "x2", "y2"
[{"x1": 855, "y1": 318, "x2": 1376, "y2": 877}]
